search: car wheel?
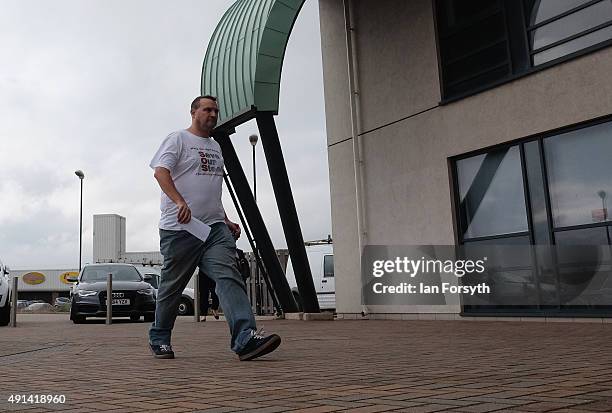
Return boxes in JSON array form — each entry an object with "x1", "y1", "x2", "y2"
[
  {"x1": 0, "y1": 301, "x2": 10, "y2": 326},
  {"x1": 130, "y1": 314, "x2": 140, "y2": 322},
  {"x1": 70, "y1": 302, "x2": 86, "y2": 324},
  {"x1": 71, "y1": 314, "x2": 86, "y2": 324},
  {"x1": 144, "y1": 313, "x2": 155, "y2": 322},
  {"x1": 177, "y1": 297, "x2": 193, "y2": 316},
  {"x1": 292, "y1": 291, "x2": 303, "y2": 312}
]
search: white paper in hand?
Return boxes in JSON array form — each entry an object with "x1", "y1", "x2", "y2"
[{"x1": 181, "y1": 217, "x2": 211, "y2": 243}]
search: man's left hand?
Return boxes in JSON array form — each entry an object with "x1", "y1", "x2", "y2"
[{"x1": 226, "y1": 220, "x2": 241, "y2": 240}]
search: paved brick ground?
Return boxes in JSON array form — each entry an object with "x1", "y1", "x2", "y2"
[{"x1": 1, "y1": 315, "x2": 612, "y2": 412}]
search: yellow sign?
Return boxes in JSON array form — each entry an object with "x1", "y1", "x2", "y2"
[
  {"x1": 22, "y1": 272, "x2": 46, "y2": 285},
  {"x1": 60, "y1": 272, "x2": 79, "y2": 284}
]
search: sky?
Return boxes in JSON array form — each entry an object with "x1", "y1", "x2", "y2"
[{"x1": 0, "y1": 0, "x2": 331, "y2": 270}]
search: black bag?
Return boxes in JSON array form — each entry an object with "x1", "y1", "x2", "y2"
[{"x1": 236, "y1": 249, "x2": 251, "y2": 281}]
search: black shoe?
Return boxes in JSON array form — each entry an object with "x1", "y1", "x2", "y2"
[
  {"x1": 237, "y1": 329, "x2": 281, "y2": 361},
  {"x1": 149, "y1": 343, "x2": 174, "y2": 359}
]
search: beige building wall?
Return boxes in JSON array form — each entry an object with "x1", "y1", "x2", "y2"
[{"x1": 319, "y1": 0, "x2": 612, "y2": 316}]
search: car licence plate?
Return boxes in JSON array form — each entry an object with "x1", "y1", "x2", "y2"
[{"x1": 105, "y1": 299, "x2": 130, "y2": 305}]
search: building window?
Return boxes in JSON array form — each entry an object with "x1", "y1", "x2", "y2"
[
  {"x1": 435, "y1": 0, "x2": 612, "y2": 100},
  {"x1": 530, "y1": 0, "x2": 612, "y2": 65},
  {"x1": 543, "y1": 121, "x2": 612, "y2": 229},
  {"x1": 435, "y1": 0, "x2": 527, "y2": 99},
  {"x1": 456, "y1": 146, "x2": 529, "y2": 240},
  {"x1": 452, "y1": 118, "x2": 612, "y2": 315},
  {"x1": 455, "y1": 120, "x2": 612, "y2": 242}
]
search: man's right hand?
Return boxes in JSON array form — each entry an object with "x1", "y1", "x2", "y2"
[
  {"x1": 154, "y1": 167, "x2": 191, "y2": 224},
  {"x1": 177, "y1": 202, "x2": 191, "y2": 224}
]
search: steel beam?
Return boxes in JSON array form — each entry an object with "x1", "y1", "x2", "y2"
[
  {"x1": 215, "y1": 131, "x2": 298, "y2": 313},
  {"x1": 256, "y1": 112, "x2": 320, "y2": 313}
]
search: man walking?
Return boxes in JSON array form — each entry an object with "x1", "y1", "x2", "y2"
[{"x1": 148, "y1": 95, "x2": 281, "y2": 360}]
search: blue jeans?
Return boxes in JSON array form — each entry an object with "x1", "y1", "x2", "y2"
[{"x1": 149, "y1": 222, "x2": 256, "y2": 353}]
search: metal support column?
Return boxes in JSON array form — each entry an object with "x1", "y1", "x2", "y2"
[
  {"x1": 10, "y1": 277, "x2": 17, "y2": 327},
  {"x1": 223, "y1": 173, "x2": 283, "y2": 316},
  {"x1": 106, "y1": 273, "x2": 112, "y2": 325},
  {"x1": 214, "y1": 131, "x2": 298, "y2": 313},
  {"x1": 256, "y1": 112, "x2": 320, "y2": 313},
  {"x1": 194, "y1": 271, "x2": 201, "y2": 322}
]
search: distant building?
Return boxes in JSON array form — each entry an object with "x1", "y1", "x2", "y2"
[{"x1": 92, "y1": 214, "x2": 163, "y2": 266}]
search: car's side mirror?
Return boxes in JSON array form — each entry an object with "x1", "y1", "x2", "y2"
[
  {"x1": 143, "y1": 274, "x2": 152, "y2": 281},
  {"x1": 4, "y1": 266, "x2": 10, "y2": 275},
  {"x1": 66, "y1": 277, "x2": 78, "y2": 283}
]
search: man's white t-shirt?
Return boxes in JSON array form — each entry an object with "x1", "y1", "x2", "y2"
[{"x1": 150, "y1": 129, "x2": 226, "y2": 230}]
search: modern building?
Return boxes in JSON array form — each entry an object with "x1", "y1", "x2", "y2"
[
  {"x1": 92, "y1": 214, "x2": 163, "y2": 266},
  {"x1": 318, "y1": 0, "x2": 612, "y2": 318}
]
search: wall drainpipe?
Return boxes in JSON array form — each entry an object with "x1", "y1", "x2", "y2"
[{"x1": 343, "y1": 0, "x2": 369, "y2": 317}]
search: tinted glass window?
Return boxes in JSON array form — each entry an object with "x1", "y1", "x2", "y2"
[
  {"x1": 531, "y1": 0, "x2": 612, "y2": 64},
  {"x1": 463, "y1": 235, "x2": 531, "y2": 246},
  {"x1": 457, "y1": 146, "x2": 528, "y2": 239},
  {"x1": 533, "y1": 0, "x2": 593, "y2": 24},
  {"x1": 436, "y1": 0, "x2": 612, "y2": 99},
  {"x1": 555, "y1": 226, "x2": 610, "y2": 245},
  {"x1": 82, "y1": 265, "x2": 142, "y2": 282},
  {"x1": 544, "y1": 121, "x2": 612, "y2": 228},
  {"x1": 323, "y1": 255, "x2": 334, "y2": 278},
  {"x1": 533, "y1": 25, "x2": 612, "y2": 64},
  {"x1": 555, "y1": 229, "x2": 611, "y2": 298},
  {"x1": 436, "y1": 0, "x2": 515, "y2": 98},
  {"x1": 456, "y1": 120, "x2": 612, "y2": 316},
  {"x1": 437, "y1": 0, "x2": 501, "y2": 31}
]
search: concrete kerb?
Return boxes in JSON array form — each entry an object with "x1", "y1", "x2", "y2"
[
  {"x1": 284, "y1": 312, "x2": 303, "y2": 320},
  {"x1": 334, "y1": 313, "x2": 609, "y2": 323},
  {"x1": 303, "y1": 312, "x2": 334, "y2": 321},
  {"x1": 284, "y1": 312, "x2": 335, "y2": 321},
  {"x1": 15, "y1": 311, "x2": 608, "y2": 324}
]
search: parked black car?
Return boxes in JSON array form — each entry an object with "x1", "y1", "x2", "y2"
[{"x1": 68, "y1": 264, "x2": 155, "y2": 323}]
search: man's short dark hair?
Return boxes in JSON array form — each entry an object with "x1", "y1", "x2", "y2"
[{"x1": 191, "y1": 95, "x2": 217, "y2": 112}]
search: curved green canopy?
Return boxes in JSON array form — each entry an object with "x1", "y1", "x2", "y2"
[{"x1": 201, "y1": 0, "x2": 306, "y2": 129}]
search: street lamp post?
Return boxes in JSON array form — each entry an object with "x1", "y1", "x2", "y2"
[
  {"x1": 597, "y1": 190, "x2": 610, "y2": 245},
  {"x1": 597, "y1": 190, "x2": 607, "y2": 221},
  {"x1": 249, "y1": 134, "x2": 258, "y2": 202},
  {"x1": 75, "y1": 170, "x2": 85, "y2": 272},
  {"x1": 249, "y1": 134, "x2": 262, "y2": 315}
]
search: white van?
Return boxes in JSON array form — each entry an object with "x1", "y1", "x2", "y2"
[
  {"x1": 285, "y1": 244, "x2": 335, "y2": 311},
  {"x1": 0, "y1": 259, "x2": 11, "y2": 326}
]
